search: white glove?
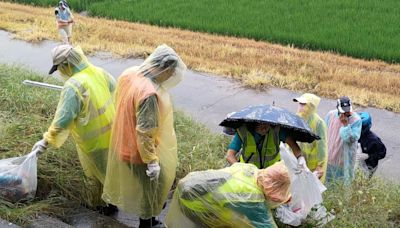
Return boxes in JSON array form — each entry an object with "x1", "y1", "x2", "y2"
[
  {"x1": 313, "y1": 171, "x2": 320, "y2": 178},
  {"x1": 356, "y1": 151, "x2": 369, "y2": 162},
  {"x1": 297, "y1": 156, "x2": 310, "y2": 173},
  {"x1": 32, "y1": 139, "x2": 48, "y2": 154},
  {"x1": 146, "y1": 161, "x2": 160, "y2": 181}
]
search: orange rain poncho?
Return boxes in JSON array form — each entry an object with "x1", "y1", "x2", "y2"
[
  {"x1": 257, "y1": 161, "x2": 291, "y2": 208},
  {"x1": 102, "y1": 44, "x2": 186, "y2": 218}
]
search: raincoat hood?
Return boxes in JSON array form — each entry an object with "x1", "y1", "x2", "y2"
[
  {"x1": 102, "y1": 53, "x2": 183, "y2": 217},
  {"x1": 257, "y1": 162, "x2": 291, "y2": 208},
  {"x1": 50, "y1": 45, "x2": 89, "y2": 81},
  {"x1": 294, "y1": 93, "x2": 321, "y2": 119},
  {"x1": 359, "y1": 111, "x2": 372, "y2": 135},
  {"x1": 138, "y1": 44, "x2": 187, "y2": 89}
]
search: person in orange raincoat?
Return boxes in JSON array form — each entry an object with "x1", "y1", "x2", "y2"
[{"x1": 102, "y1": 44, "x2": 187, "y2": 227}]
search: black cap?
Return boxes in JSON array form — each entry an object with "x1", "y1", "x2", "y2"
[
  {"x1": 49, "y1": 65, "x2": 58, "y2": 74},
  {"x1": 337, "y1": 96, "x2": 352, "y2": 113}
]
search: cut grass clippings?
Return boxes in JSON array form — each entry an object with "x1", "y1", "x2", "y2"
[
  {"x1": 0, "y1": 2, "x2": 400, "y2": 113},
  {"x1": 0, "y1": 64, "x2": 229, "y2": 224}
]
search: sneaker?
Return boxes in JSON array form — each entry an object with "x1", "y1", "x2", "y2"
[{"x1": 97, "y1": 204, "x2": 119, "y2": 216}]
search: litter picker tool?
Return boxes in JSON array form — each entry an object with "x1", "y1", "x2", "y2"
[{"x1": 23, "y1": 80, "x2": 63, "y2": 91}]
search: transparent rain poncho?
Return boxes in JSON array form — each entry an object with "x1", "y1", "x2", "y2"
[
  {"x1": 102, "y1": 44, "x2": 186, "y2": 218},
  {"x1": 296, "y1": 93, "x2": 328, "y2": 182},
  {"x1": 325, "y1": 110, "x2": 361, "y2": 185},
  {"x1": 44, "y1": 46, "x2": 116, "y2": 188},
  {"x1": 165, "y1": 162, "x2": 291, "y2": 228}
]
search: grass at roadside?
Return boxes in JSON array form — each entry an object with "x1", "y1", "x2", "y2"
[
  {"x1": 0, "y1": 64, "x2": 399, "y2": 226},
  {"x1": 0, "y1": 64, "x2": 103, "y2": 224},
  {"x1": 1, "y1": 2, "x2": 400, "y2": 113},
  {"x1": 8, "y1": 0, "x2": 400, "y2": 63},
  {"x1": 322, "y1": 174, "x2": 400, "y2": 227},
  {"x1": 0, "y1": 64, "x2": 228, "y2": 224}
]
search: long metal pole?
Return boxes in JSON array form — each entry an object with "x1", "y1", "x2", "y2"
[{"x1": 22, "y1": 80, "x2": 63, "y2": 91}]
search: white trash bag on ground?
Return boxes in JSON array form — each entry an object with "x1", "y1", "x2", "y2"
[
  {"x1": 355, "y1": 143, "x2": 373, "y2": 178},
  {"x1": 276, "y1": 143, "x2": 332, "y2": 226},
  {"x1": 0, "y1": 149, "x2": 38, "y2": 202}
]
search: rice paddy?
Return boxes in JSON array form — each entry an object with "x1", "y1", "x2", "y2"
[
  {"x1": 1, "y1": 2, "x2": 400, "y2": 113},
  {"x1": 8, "y1": 0, "x2": 400, "y2": 63}
]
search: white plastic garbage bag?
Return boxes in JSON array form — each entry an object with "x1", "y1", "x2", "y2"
[
  {"x1": 308, "y1": 204, "x2": 336, "y2": 227},
  {"x1": 276, "y1": 143, "x2": 327, "y2": 226},
  {"x1": 276, "y1": 204, "x2": 303, "y2": 226},
  {"x1": 0, "y1": 150, "x2": 38, "y2": 202}
]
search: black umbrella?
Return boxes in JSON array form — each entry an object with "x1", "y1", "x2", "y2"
[{"x1": 220, "y1": 105, "x2": 320, "y2": 143}]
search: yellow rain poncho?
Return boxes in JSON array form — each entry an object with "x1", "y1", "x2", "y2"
[
  {"x1": 102, "y1": 44, "x2": 187, "y2": 218},
  {"x1": 44, "y1": 45, "x2": 116, "y2": 186},
  {"x1": 294, "y1": 93, "x2": 328, "y2": 182},
  {"x1": 165, "y1": 162, "x2": 291, "y2": 228}
]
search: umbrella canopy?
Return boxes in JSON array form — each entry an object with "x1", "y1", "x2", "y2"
[{"x1": 220, "y1": 105, "x2": 320, "y2": 143}]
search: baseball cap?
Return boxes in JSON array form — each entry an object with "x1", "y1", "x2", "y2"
[
  {"x1": 337, "y1": 96, "x2": 352, "y2": 113},
  {"x1": 48, "y1": 44, "x2": 73, "y2": 74},
  {"x1": 293, "y1": 96, "x2": 307, "y2": 104},
  {"x1": 293, "y1": 93, "x2": 321, "y2": 107}
]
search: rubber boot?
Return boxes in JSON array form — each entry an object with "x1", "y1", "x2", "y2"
[
  {"x1": 139, "y1": 217, "x2": 163, "y2": 228},
  {"x1": 97, "y1": 204, "x2": 119, "y2": 216},
  {"x1": 139, "y1": 218, "x2": 152, "y2": 228},
  {"x1": 151, "y1": 217, "x2": 162, "y2": 226}
]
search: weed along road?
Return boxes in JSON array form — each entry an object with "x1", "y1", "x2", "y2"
[{"x1": 1, "y1": 30, "x2": 399, "y2": 181}]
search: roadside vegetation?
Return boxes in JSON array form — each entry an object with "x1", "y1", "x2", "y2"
[
  {"x1": 7, "y1": 0, "x2": 400, "y2": 63},
  {"x1": 1, "y1": 2, "x2": 400, "y2": 113},
  {"x1": 322, "y1": 176, "x2": 400, "y2": 227},
  {"x1": 1, "y1": 64, "x2": 400, "y2": 226},
  {"x1": 0, "y1": 64, "x2": 228, "y2": 224}
]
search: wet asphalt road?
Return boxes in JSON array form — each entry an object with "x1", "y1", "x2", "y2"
[{"x1": 0, "y1": 30, "x2": 399, "y2": 181}]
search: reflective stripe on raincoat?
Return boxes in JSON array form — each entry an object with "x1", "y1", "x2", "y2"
[
  {"x1": 43, "y1": 64, "x2": 116, "y2": 184},
  {"x1": 166, "y1": 163, "x2": 277, "y2": 228}
]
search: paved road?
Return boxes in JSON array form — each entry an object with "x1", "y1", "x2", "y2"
[{"x1": 1, "y1": 30, "x2": 398, "y2": 181}]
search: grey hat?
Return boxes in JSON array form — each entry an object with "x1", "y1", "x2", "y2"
[
  {"x1": 337, "y1": 96, "x2": 352, "y2": 113},
  {"x1": 49, "y1": 44, "x2": 73, "y2": 74}
]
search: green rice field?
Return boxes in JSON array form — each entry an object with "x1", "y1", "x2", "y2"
[{"x1": 7, "y1": 0, "x2": 400, "y2": 63}]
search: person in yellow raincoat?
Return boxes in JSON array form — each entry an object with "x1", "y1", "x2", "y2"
[
  {"x1": 32, "y1": 44, "x2": 116, "y2": 209},
  {"x1": 101, "y1": 44, "x2": 187, "y2": 227},
  {"x1": 293, "y1": 93, "x2": 328, "y2": 182},
  {"x1": 165, "y1": 162, "x2": 291, "y2": 228}
]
